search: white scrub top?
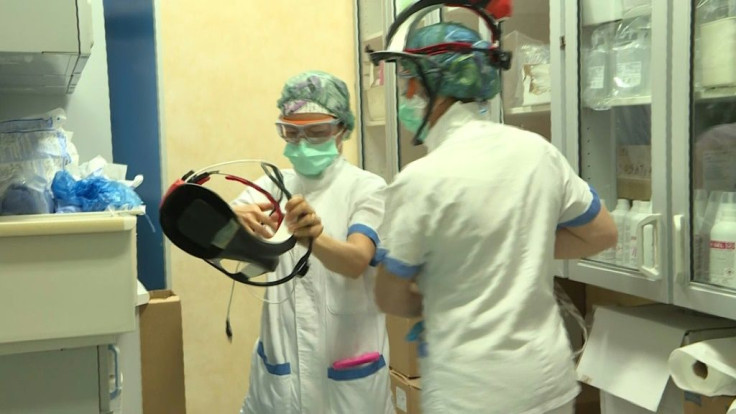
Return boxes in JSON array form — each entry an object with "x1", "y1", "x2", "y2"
[
  {"x1": 233, "y1": 157, "x2": 394, "y2": 414},
  {"x1": 379, "y1": 102, "x2": 600, "y2": 414}
]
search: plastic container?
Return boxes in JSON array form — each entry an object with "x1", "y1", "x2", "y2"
[
  {"x1": 612, "y1": 199, "x2": 631, "y2": 265},
  {"x1": 612, "y1": 13, "x2": 652, "y2": 98},
  {"x1": 592, "y1": 200, "x2": 616, "y2": 263},
  {"x1": 708, "y1": 192, "x2": 736, "y2": 288},
  {"x1": 641, "y1": 201, "x2": 655, "y2": 270},
  {"x1": 693, "y1": 189, "x2": 709, "y2": 280},
  {"x1": 627, "y1": 200, "x2": 652, "y2": 268},
  {"x1": 582, "y1": 0, "x2": 623, "y2": 26},
  {"x1": 701, "y1": 17, "x2": 736, "y2": 88},
  {"x1": 583, "y1": 23, "x2": 617, "y2": 109},
  {"x1": 700, "y1": 191, "x2": 725, "y2": 280},
  {"x1": 621, "y1": 200, "x2": 642, "y2": 266}
]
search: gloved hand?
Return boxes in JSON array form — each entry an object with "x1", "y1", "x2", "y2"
[
  {"x1": 285, "y1": 195, "x2": 323, "y2": 243},
  {"x1": 232, "y1": 202, "x2": 278, "y2": 238}
]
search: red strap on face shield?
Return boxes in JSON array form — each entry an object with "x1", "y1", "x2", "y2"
[
  {"x1": 486, "y1": 0, "x2": 512, "y2": 20},
  {"x1": 447, "y1": 0, "x2": 512, "y2": 20}
]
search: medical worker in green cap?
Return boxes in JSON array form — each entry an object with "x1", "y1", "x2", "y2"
[
  {"x1": 232, "y1": 71, "x2": 393, "y2": 414},
  {"x1": 369, "y1": 4, "x2": 617, "y2": 413}
]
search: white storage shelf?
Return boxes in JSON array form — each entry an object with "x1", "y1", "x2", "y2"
[{"x1": 0, "y1": 212, "x2": 139, "y2": 354}]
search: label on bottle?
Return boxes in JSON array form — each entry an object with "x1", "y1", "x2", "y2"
[
  {"x1": 588, "y1": 66, "x2": 605, "y2": 90},
  {"x1": 709, "y1": 240, "x2": 736, "y2": 286},
  {"x1": 629, "y1": 235, "x2": 639, "y2": 267},
  {"x1": 616, "y1": 61, "x2": 642, "y2": 87}
]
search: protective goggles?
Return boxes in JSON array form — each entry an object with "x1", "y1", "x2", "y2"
[
  {"x1": 159, "y1": 160, "x2": 311, "y2": 287},
  {"x1": 275, "y1": 119, "x2": 343, "y2": 144}
]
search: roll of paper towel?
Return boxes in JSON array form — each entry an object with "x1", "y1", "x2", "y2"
[{"x1": 668, "y1": 337, "x2": 736, "y2": 397}]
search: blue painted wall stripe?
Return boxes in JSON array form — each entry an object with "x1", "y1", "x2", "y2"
[{"x1": 103, "y1": 0, "x2": 166, "y2": 290}]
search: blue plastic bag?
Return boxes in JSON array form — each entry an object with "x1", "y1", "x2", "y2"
[
  {"x1": 51, "y1": 170, "x2": 143, "y2": 213},
  {"x1": 0, "y1": 182, "x2": 54, "y2": 215}
]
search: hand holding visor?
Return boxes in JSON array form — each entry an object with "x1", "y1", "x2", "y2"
[{"x1": 159, "y1": 160, "x2": 311, "y2": 287}]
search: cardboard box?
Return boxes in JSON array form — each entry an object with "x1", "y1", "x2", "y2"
[
  {"x1": 617, "y1": 145, "x2": 652, "y2": 201},
  {"x1": 139, "y1": 290, "x2": 187, "y2": 414},
  {"x1": 684, "y1": 393, "x2": 736, "y2": 414},
  {"x1": 390, "y1": 369, "x2": 421, "y2": 414},
  {"x1": 576, "y1": 383, "x2": 601, "y2": 414},
  {"x1": 386, "y1": 315, "x2": 422, "y2": 378},
  {"x1": 577, "y1": 304, "x2": 736, "y2": 414}
]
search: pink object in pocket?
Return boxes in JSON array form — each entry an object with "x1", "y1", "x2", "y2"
[{"x1": 332, "y1": 352, "x2": 381, "y2": 370}]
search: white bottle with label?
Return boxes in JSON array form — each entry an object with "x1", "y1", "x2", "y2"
[
  {"x1": 709, "y1": 192, "x2": 736, "y2": 288},
  {"x1": 692, "y1": 189, "x2": 709, "y2": 280},
  {"x1": 627, "y1": 200, "x2": 652, "y2": 269},
  {"x1": 611, "y1": 199, "x2": 631, "y2": 265},
  {"x1": 621, "y1": 200, "x2": 642, "y2": 267},
  {"x1": 701, "y1": 191, "x2": 725, "y2": 280},
  {"x1": 612, "y1": 8, "x2": 652, "y2": 98},
  {"x1": 593, "y1": 200, "x2": 617, "y2": 263},
  {"x1": 642, "y1": 201, "x2": 655, "y2": 271}
]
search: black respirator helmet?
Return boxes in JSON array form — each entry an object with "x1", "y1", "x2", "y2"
[{"x1": 159, "y1": 161, "x2": 310, "y2": 287}]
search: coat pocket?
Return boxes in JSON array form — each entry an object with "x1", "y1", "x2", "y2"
[
  {"x1": 243, "y1": 341, "x2": 293, "y2": 413},
  {"x1": 326, "y1": 354, "x2": 393, "y2": 414}
]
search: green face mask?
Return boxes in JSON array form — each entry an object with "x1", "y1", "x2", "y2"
[
  {"x1": 398, "y1": 94, "x2": 429, "y2": 143},
  {"x1": 283, "y1": 140, "x2": 339, "y2": 177}
]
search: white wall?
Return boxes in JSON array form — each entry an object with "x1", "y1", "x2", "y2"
[{"x1": 0, "y1": 0, "x2": 113, "y2": 163}]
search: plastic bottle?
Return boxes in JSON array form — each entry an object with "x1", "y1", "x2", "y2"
[
  {"x1": 612, "y1": 8, "x2": 652, "y2": 98},
  {"x1": 701, "y1": 191, "x2": 725, "y2": 281},
  {"x1": 692, "y1": 189, "x2": 709, "y2": 280},
  {"x1": 708, "y1": 192, "x2": 736, "y2": 288},
  {"x1": 627, "y1": 200, "x2": 652, "y2": 269},
  {"x1": 642, "y1": 201, "x2": 655, "y2": 272},
  {"x1": 583, "y1": 23, "x2": 616, "y2": 109},
  {"x1": 611, "y1": 199, "x2": 631, "y2": 265},
  {"x1": 621, "y1": 200, "x2": 641, "y2": 267},
  {"x1": 593, "y1": 200, "x2": 617, "y2": 263}
]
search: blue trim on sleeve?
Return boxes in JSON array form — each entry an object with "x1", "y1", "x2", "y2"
[
  {"x1": 348, "y1": 224, "x2": 380, "y2": 246},
  {"x1": 370, "y1": 247, "x2": 388, "y2": 267},
  {"x1": 257, "y1": 341, "x2": 291, "y2": 376},
  {"x1": 558, "y1": 185, "x2": 601, "y2": 228},
  {"x1": 327, "y1": 355, "x2": 386, "y2": 381},
  {"x1": 383, "y1": 255, "x2": 423, "y2": 279}
]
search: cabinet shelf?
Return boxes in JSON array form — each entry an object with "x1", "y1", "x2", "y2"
[
  {"x1": 694, "y1": 86, "x2": 736, "y2": 103},
  {"x1": 506, "y1": 104, "x2": 551, "y2": 115},
  {"x1": 583, "y1": 95, "x2": 652, "y2": 109},
  {"x1": 609, "y1": 95, "x2": 651, "y2": 107},
  {"x1": 363, "y1": 119, "x2": 386, "y2": 127},
  {"x1": 362, "y1": 31, "x2": 383, "y2": 45}
]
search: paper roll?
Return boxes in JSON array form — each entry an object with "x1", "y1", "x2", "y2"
[
  {"x1": 730, "y1": 399, "x2": 736, "y2": 414},
  {"x1": 668, "y1": 337, "x2": 736, "y2": 397}
]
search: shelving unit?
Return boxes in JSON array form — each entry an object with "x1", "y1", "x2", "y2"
[
  {"x1": 695, "y1": 86, "x2": 736, "y2": 102},
  {"x1": 506, "y1": 103, "x2": 551, "y2": 115}
]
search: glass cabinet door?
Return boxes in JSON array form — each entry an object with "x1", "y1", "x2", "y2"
[
  {"x1": 357, "y1": 0, "x2": 395, "y2": 183},
  {"x1": 394, "y1": 1, "x2": 439, "y2": 171},
  {"x1": 672, "y1": 0, "x2": 736, "y2": 320},
  {"x1": 500, "y1": 0, "x2": 552, "y2": 139},
  {"x1": 568, "y1": 0, "x2": 670, "y2": 302}
]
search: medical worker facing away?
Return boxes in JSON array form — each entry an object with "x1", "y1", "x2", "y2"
[
  {"x1": 371, "y1": 21, "x2": 618, "y2": 414},
  {"x1": 232, "y1": 71, "x2": 393, "y2": 414}
]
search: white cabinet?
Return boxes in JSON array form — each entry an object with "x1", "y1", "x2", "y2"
[
  {"x1": 0, "y1": 0, "x2": 94, "y2": 94},
  {"x1": 555, "y1": 0, "x2": 672, "y2": 303},
  {"x1": 670, "y1": 1, "x2": 736, "y2": 320},
  {"x1": 0, "y1": 212, "x2": 138, "y2": 352},
  {"x1": 355, "y1": 1, "x2": 736, "y2": 320}
]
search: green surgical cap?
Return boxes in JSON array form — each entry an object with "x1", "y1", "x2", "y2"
[
  {"x1": 404, "y1": 22, "x2": 500, "y2": 100},
  {"x1": 277, "y1": 71, "x2": 356, "y2": 136}
]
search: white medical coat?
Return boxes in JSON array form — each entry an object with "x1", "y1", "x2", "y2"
[
  {"x1": 378, "y1": 102, "x2": 600, "y2": 414},
  {"x1": 233, "y1": 157, "x2": 394, "y2": 414}
]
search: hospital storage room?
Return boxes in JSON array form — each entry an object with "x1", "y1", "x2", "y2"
[{"x1": 3, "y1": 0, "x2": 736, "y2": 413}]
